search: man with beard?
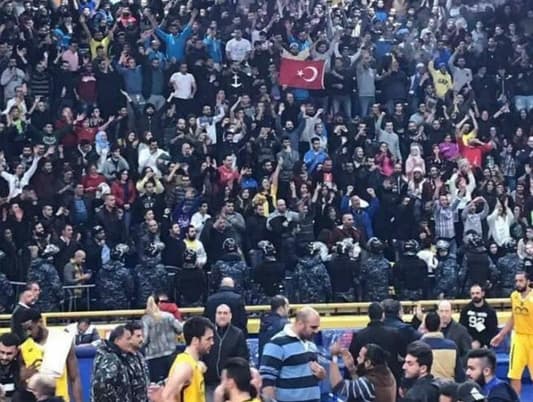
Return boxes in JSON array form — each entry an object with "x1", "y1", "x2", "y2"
[
  {"x1": 491, "y1": 272, "x2": 533, "y2": 395},
  {"x1": 0, "y1": 332, "x2": 25, "y2": 402},
  {"x1": 149, "y1": 316, "x2": 215, "y2": 402},
  {"x1": 214, "y1": 357, "x2": 261, "y2": 402},
  {"x1": 183, "y1": 225, "x2": 207, "y2": 268},
  {"x1": 31, "y1": 222, "x2": 50, "y2": 254},
  {"x1": 401, "y1": 341, "x2": 439, "y2": 402},
  {"x1": 124, "y1": 322, "x2": 149, "y2": 402},
  {"x1": 459, "y1": 285, "x2": 498, "y2": 349},
  {"x1": 260, "y1": 307, "x2": 325, "y2": 402},
  {"x1": 19, "y1": 309, "x2": 82, "y2": 402},
  {"x1": 330, "y1": 343, "x2": 396, "y2": 402},
  {"x1": 466, "y1": 349, "x2": 519, "y2": 402}
]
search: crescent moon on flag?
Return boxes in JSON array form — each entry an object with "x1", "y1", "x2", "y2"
[{"x1": 302, "y1": 66, "x2": 319, "y2": 82}]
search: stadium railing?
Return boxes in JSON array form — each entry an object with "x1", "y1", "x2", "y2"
[{"x1": 0, "y1": 298, "x2": 512, "y2": 334}]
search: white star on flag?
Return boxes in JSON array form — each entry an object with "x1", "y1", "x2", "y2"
[{"x1": 297, "y1": 70, "x2": 304, "y2": 77}]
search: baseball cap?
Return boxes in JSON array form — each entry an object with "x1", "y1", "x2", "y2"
[{"x1": 456, "y1": 381, "x2": 486, "y2": 402}]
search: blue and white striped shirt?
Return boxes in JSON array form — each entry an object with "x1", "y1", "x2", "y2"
[{"x1": 259, "y1": 325, "x2": 321, "y2": 402}]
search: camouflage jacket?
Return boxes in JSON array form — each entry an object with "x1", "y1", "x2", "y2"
[
  {"x1": 294, "y1": 256, "x2": 332, "y2": 303},
  {"x1": 134, "y1": 259, "x2": 168, "y2": 307},
  {"x1": 0, "y1": 272, "x2": 13, "y2": 312},
  {"x1": 435, "y1": 256, "x2": 459, "y2": 297},
  {"x1": 27, "y1": 258, "x2": 64, "y2": 312},
  {"x1": 497, "y1": 253, "x2": 521, "y2": 291},
  {"x1": 96, "y1": 261, "x2": 135, "y2": 310},
  {"x1": 124, "y1": 352, "x2": 150, "y2": 402},
  {"x1": 210, "y1": 253, "x2": 249, "y2": 293},
  {"x1": 91, "y1": 341, "x2": 134, "y2": 402},
  {"x1": 361, "y1": 254, "x2": 390, "y2": 301}
]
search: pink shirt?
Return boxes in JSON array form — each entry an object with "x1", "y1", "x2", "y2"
[{"x1": 62, "y1": 50, "x2": 79, "y2": 72}]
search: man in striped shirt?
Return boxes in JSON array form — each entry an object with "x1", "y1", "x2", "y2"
[
  {"x1": 259, "y1": 307, "x2": 325, "y2": 402},
  {"x1": 329, "y1": 343, "x2": 396, "y2": 402}
]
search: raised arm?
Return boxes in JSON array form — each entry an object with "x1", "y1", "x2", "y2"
[{"x1": 79, "y1": 15, "x2": 93, "y2": 40}]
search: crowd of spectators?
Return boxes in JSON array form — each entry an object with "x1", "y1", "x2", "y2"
[{"x1": 0, "y1": 0, "x2": 530, "y2": 312}]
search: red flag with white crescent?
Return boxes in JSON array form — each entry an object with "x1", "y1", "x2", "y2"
[{"x1": 279, "y1": 58, "x2": 326, "y2": 90}]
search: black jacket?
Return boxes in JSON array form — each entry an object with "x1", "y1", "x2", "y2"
[
  {"x1": 486, "y1": 377, "x2": 520, "y2": 402},
  {"x1": 383, "y1": 315, "x2": 422, "y2": 348},
  {"x1": 203, "y1": 324, "x2": 249, "y2": 385},
  {"x1": 402, "y1": 374, "x2": 439, "y2": 402},
  {"x1": 258, "y1": 312, "x2": 289, "y2": 359},
  {"x1": 441, "y1": 319, "x2": 472, "y2": 363},
  {"x1": 349, "y1": 320, "x2": 406, "y2": 381},
  {"x1": 204, "y1": 286, "x2": 248, "y2": 334}
]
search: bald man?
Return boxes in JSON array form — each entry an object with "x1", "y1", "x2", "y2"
[
  {"x1": 438, "y1": 300, "x2": 472, "y2": 363},
  {"x1": 260, "y1": 307, "x2": 325, "y2": 402},
  {"x1": 204, "y1": 277, "x2": 248, "y2": 334},
  {"x1": 203, "y1": 304, "x2": 249, "y2": 402},
  {"x1": 63, "y1": 250, "x2": 91, "y2": 286}
]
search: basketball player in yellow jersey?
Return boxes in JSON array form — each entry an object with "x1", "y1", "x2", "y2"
[
  {"x1": 491, "y1": 271, "x2": 533, "y2": 395},
  {"x1": 18, "y1": 309, "x2": 82, "y2": 402},
  {"x1": 150, "y1": 316, "x2": 215, "y2": 402}
]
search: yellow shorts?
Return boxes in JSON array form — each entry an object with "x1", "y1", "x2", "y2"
[{"x1": 508, "y1": 333, "x2": 533, "y2": 380}]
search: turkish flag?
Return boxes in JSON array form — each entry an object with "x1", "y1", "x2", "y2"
[{"x1": 279, "y1": 58, "x2": 325, "y2": 90}]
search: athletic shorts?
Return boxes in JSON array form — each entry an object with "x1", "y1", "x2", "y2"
[{"x1": 508, "y1": 333, "x2": 533, "y2": 380}]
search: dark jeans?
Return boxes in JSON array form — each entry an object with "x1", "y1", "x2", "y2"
[{"x1": 147, "y1": 354, "x2": 174, "y2": 383}]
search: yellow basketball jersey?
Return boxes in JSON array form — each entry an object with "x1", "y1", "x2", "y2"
[
  {"x1": 20, "y1": 338, "x2": 69, "y2": 402},
  {"x1": 169, "y1": 352, "x2": 205, "y2": 402},
  {"x1": 511, "y1": 290, "x2": 533, "y2": 335}
]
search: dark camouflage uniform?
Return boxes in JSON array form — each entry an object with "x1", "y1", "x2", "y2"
[
  {"x1": 134, "y1": 258, "x2": 168, "y2": 307},
  {"x1": 361, "y1": 254, "x2": 390, "y2": 302},
  {"x1": 91, "y1": 341, "x2": 135, "y2": 402},
  {"x1": 459, "y1": 251, "x2": 497, "y2": 295},
  {"x1": 96, "y1": 260, "x2": 134, "y2": 310},
  {"x1": 124, "y1": 352, "x2": 150, "y2": 402},
  {"x1": 210, "y1": 252, "x2": 249, "y2": 295},
  {"x1": 435, "y1": 255, "x2": 459, "y2": 298},
  {"x1": 497, "y1": 252, "x2": 522, "y2": 297},
  {"x1": 0, "y1": 272, "x2": 13, "y2": 312},
  {"x1": 27, "y1": 258, "x2": 64, "y2": 312},
  {"x1": 294, "y1": 256, "x2": 332, "y2": 303}
]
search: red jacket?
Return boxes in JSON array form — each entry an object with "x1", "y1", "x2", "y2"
[
  {"x1": 159, "y1": 301, "x2": 182, "y2": 320},
  {"x1": 81, "y1": 174, "x2": 106, "y2": 193},
  {"x1": 111, "y1": 180, "x2": 137, "y2": 207}
]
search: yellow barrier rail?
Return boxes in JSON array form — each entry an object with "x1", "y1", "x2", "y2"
[{"x1": 0, "y1": 298, "x2": 512, "y2": 325}]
